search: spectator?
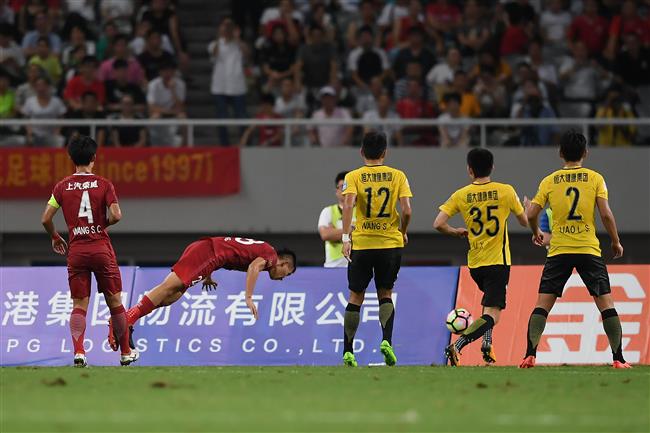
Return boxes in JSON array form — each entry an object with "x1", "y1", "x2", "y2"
[
  {"x1": 614, "y1": 33, "x2": 650, "y2": 88},
  {"x1": 450, "y1": 70, "x2": 481, "y2": 118},
  {"x1": 0, "y1": 69, "x2": 23, "y2": 145},
  {"x1": 0, "y1": 0, "x2": 14, "y2": 25},
  {"x1": 137, "y1": 29, "x2": 176, "y2": 81},
  {"x1": 274, "y1": 76, "x2": 306, "y2": 118},
  {"x1": 109, "y1": 94, "x2": 147, "y2": 147},
  {"x1": 473, "y1": 65, "x2": 508, "y2": 117},
  {"x1": 457, "y1": 0, "x2": 490, "y2": 57},
  {"x1": 17, "y1": 0, "x2": 48, "y2": 35},
  {"x1": 392, "y1": 0, "x2": 425, "y2": 51},
  {"x1": 15, "y1": 62, "x2": 45, "y2": 107},
  {"x1": 438, "y1": 92, "x2": 470, "y2": 148},
  {"x1": 259, "y1": 0, "x2": 302, "y2": 46},
  {"x1": 355, "y1": 75, "x2": 384, "y2": 115},
  {"x1": 62, "y1": 44, "x2": 86, "y2": 83},
  {"x1": 345, "y1": 0, "x2": 379, "y2": 50},
  {"x1": 512, "y1": 62, "x2": 549, "y2": 107},
  {"x1": 95, "y1": 21, "x2": 118, "y2": 61},
  {"x1": 63, "y1": 91, "x2": 107, "y2": 147},
  {"x1": 512, "y1": 82, "x2": 558, "y2": 146},
  {"x1": 239, "y1": 93, "x2": 283, "y2": 147},
  {"x1": 540, "y1": 0, "x2": 572, "y2": 54},
  {"x1": 559, "y1": 41, "x2": 603, "y2": 117},
  {"x1": 100, "y1": 0, "x2": 135, "y2": 34},
  {"x1": 471, "y1": 50, "x2": 512, "y2": 84},
  {"x1": 62, "y1": 25, "x2": 95, "y2": 67},
  {"x1": 377, "y1": 0, "x2": 409, "y2": 37},
  {"x1": 64, "y1": 0, "x2": 96, "y2": 23},
  {"x1": 104, "y1": 58, "x2": 146, "y2": 113},
  {"x1": 426, "y1": 46, "x2": 461, "y2": 98},
  {"x1": 394, "y1": 61, "x2": 435, "y2": 105},
  {"x1": 140, "y1": 0, "x2": 189, "y2": 73},
  {"x1": 147, "y1": 60, "x2": 186, "y2": 146},
  {"x1": 363, "y1": 92, "x2": 404, "y2": 147},
  {"x1": 310, "y1": 86, "x2": 352, "y2": 147},
  {"x1": 426, "y1": 0, "x2": 462, "y2": 53},
  {"x1": 295, "y1": 24, "x2": 337, "y2": 106},
  {"x1": 98, "y1": 34, "x2": 145, "y2": 85},
  {"x1": 21, "y1": 75, "x2": 66, "y2": 147},
  {"x1": 500, "y1": 3, "x2": 529, "y2": 58},
  {"x1": 526, "y1": 39, "x2": 558, "y2": 87},
  {"x1": 306, "y1": 2, "x2": 335, "y2": 43},
  {"x1": 260, "y1": 24, "x2": 297, "y2": 94},
  {"x1": 396, "y1": 78, "x2": 436, "y2": 145},
  {"x1": 63, "y1": 55, "x2": 105, "y2": 110},
  {"x1": 28, "y1": 36, "x2": 61, "y2": 84},
  {"x1": 209, "y1": 17, "x2": 249, "y2": 146},
  {"x1": 393, "y1": 27, "x2": 436, "y2": 80},
  {"x1": 21, "y1": 11, "x2": 61, "y2": 57},
  {"x1": 595, "y1": 85, "x2": 637, "y2": 147},
  {"x1": 347, "y1": 25, "x2": 389, "y2": 92},
  {"x1": 567, "y1": 0, "x2": 609, "y2": 57},
  {"x1": 605, "y1": 0, "x2": 649, "y2": 61},
  {"x1": 0, "y1": 23, "x2": 25, "y2": 80}
]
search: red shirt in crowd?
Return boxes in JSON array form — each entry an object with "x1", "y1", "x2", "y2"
[
  {"x1": 396, "y1": 98, "x2": 435, "y2": 118},
  {"x1": 256, "y1": 112, "x2": 282, "y2": 147},
  {"x1": 500, "y1": 25, "x2": 529, "y2": 56},
  {"x1": 568, "y1": 14, "x2": 609, "y2": 55},
  {"x1": 609, "y1": 15, "x2": 650, "y2": 45},
  {"x1": 63, "y1": 76, "x2": 106, "y2": 105},
  {"x1": 426, "y1": 2, "x2": 461, "y2": 26}
]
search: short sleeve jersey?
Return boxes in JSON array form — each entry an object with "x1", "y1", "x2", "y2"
[
  {"x1": 210, "y1": 237, "x2": 278, "y2": 271},
  {"x1": 342, "y1": 165, "x2": 413, "y2": 250},
  {"x1": 440, "y1": 182, "x2": 524, "y2": 268},
  {"x1": 49, "y1": 173, "x2": 118, "y2": 248},
  {"x1": 532, "y1": 167, "x2": 608, "y2": 257}
]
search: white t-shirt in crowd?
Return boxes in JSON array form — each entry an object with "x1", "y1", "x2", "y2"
[
  {"x1": 540, "y1": 10, "x2": 572, "y2": 44},
  {"x1": 21, "y1": 95, "x2": 66, "y2": 137},
  {"x1": 426, "y1": 62, "x2": 455, "y2": 86},
  {"x1": 311, "y1": 107, "x2": 351, "y2": 147},
  {"x1": 208, "y1": 38, "x2": 247, "y2": 96},
  {"x1": 317, "y1": 205, "x2": 350, "y2": 268},
  {"x1": 377, "y1": 3, "x2": 408, "y2": 26},
  {"x1": 259, "y1": 7, "x2": 304, "y2": 25},
  {"x1": 147, "y1": 77, "x2": 186, "y2": 109},
  {"x1": 274, "y1": 93, "x2": 306, "y2": 118},
  {"x1": 438, "y1": 112, "x2": 468, "y2": 146}
]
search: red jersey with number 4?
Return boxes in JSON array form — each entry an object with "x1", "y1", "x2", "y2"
[
  {"x1": 210, "y1": 237, "x2": 278, "y2": 271},
  {"x1": 50, "y1": 173, "x2": 117, "y2": 250}
]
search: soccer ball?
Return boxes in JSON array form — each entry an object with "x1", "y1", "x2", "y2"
[{"x1": 446, "y1": 308, "x2": 473, "y2": 334}]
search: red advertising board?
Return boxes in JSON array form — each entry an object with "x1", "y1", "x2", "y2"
[
  {"x1": 454, "y1": 265, "x2": 650, "y2": 365},
  {"x1": 0, "y1": 147, "x2": 240, "y2": 198}
]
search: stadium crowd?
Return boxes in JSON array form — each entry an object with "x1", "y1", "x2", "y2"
[{"x1": 0, "y1": 0, "x2": 649, "y2": 147}]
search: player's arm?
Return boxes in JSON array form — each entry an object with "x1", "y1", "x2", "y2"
[
  {"x1": 41, "y1": 203, "x2": 67, "y2": 255},
  {"x1": 433, "y1": 211, "x2": 468, "y2": 238},
  {"x1": 596, "y1": 197, "x2": 623, "y2": 259},
  {"x1": 514, "y1": 193, "x2": 529, "y2": 227},
  {"x1": 341, "y1": 191, "x2": 356, "y2": 261},
  {"x1": 107, "y1": 203, "x2": 122, "y2": 227},
  {"x1": 526, "y1": 202, "x2": 544, "y2": 247},
  {"x1": 399, "y1": 196, "x2": 412, "y2": 245},
  {"x1": 319, "y1": 224, "x2": 344, "y2": 242},
  {"x1": 244, "y1": 257, "x2": 268, "y2": 320}
]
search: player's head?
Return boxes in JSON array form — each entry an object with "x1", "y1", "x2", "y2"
[
  {"x1": 269, "y1": 248, "x2": 297, "y2": 280},
  {"x1": 559, "y1": 129, "x2": 587, "y2": 163},
  {"x1": 466, "y1": 148, "x2": 493, "y2": 179},
  {"x1": 335, "y1": 171, "x2": 348, "y2": 202},
  {"x1": 68, "y1": 135, "x2": 98, "y2": 167},
  {"x1": 361, "y1": 131, "x2": 387, "y2": 161}
]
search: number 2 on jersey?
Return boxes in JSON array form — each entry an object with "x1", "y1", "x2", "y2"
[
  {"x1": 566, "y1": 187, "x2": 582, "y2": 221},
  {"x1": 78, "y1": 191, "x2": 94, "y2": 223},
  {"x1": 364, "y1": 187, "x2": 391, "y2": 218},
  {"x1": 469, "y1": 205, "x2": 499, "y2": 236}
]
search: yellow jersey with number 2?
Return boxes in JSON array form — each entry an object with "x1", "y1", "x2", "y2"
[
  {"x1": 440, "y1": 182, "x2": 524, "y2": 268},
  {"x1": 343, "y1": 165, "x2": 413, "y2": 250},
  {"x1": 532, "y1": 167, "x2": 607, "y2": 257}
]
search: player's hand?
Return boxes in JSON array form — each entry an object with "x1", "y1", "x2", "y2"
[
  {"x1": 532, "y1": 229, "x2": 544, "y2": 247},
  {"x1": 611, "y1": 242, "x2": 624, "y2": 259},
  {"x1": 245, "y1": 296, "x2": 258, "y2": 320},
  {"x1": 201, "y1": 275, "x2": 218, "y2": 291},
  {"x1": 523, "y1": 195, "x2": 532, "y2": 211},
  {"x1": 342, "y1": 241, "x2": 352, "y2": 263},
  {"x1": 51, "y1": 235, "x2": 67, "y2": 255},
  {"x1": 454, "y1": 228, "x2": 468, "y2": 238},
  {"x1": 402, "y1": 233, "x2": 409, "y2": 245}
]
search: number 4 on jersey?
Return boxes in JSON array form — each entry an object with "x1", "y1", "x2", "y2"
[{"x1": 78, "y1": 190, "x2": 94, "y2": 223}]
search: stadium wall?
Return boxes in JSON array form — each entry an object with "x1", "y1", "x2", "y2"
[
  {"x1": 1, "y1": 148, "x2": 649, "y2": 234},
  {"x1": 2, "y1": 265, "x2": 648, "y2": 367}
]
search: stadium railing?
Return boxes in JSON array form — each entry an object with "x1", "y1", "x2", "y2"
[{"x1": 5, "y1": 117, "x2": 650, "y2": 148}]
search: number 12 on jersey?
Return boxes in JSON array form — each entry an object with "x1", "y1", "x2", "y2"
[{"x1": 363, "y1": 187, "x2": 391, "y2": 218}]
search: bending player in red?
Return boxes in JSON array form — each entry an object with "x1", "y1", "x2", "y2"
[
  {"x1": 108, "y1": 236, "x2": 296, "y2": 350},
  {"x1": 41, "y1": 136, "x2": 138, "y2": 367}
]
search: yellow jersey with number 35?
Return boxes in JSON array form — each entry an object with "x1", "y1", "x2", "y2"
[
  {"x1": 343, "y1": 165, "x2": 413, "y2": 250},
  {"x1": 440, "y1": 182, "x2": 524, "y2": 268},
  {"x1": 532, "y1": 167, "x2": 607, "y2": 257}
]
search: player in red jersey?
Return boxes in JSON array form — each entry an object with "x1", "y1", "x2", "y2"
[
  {"x1": 108, "y1": 236, "x2": 296, "y2": 350},
  {"x1": 41, "y1": 136, "x2": 138, "y2": 367}
]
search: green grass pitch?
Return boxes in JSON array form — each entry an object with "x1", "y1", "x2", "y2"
[{"x1": 1, "y1": 365, "x2": 648, "y2": 433}]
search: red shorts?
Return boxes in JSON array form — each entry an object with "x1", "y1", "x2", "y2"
[
  {"x1": 67, "y1": 246, "x2": 122, "y2": 299},
  {"x1": 172, "y1": 239, "x2": 219, "y2": 288}
]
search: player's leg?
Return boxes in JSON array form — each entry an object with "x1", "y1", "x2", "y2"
[
  {"x1": 373, "y1": 248, "x2": 401, "y2": 366},
  {"x1": 577, "y1": 255, "x2": 630, "y2": 368},
  {"x1": 126, "y1": 272, "x2": 185, "y2": 325},
  {"x1": 343, "y1": 249, "x2": 372, "y2": 367},
  {"x1": 67, "y1": 258, "x2": 91, "y2": 367},
  {"x1": 104, "y1": 292, "x2": 138, "y2": 365},
  {"x1": 520, "y1": 255, "x2": 571, "y2": 368}
]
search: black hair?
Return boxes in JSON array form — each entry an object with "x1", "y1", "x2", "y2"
[
  {"x1": 113, "y1": 33, "x2": 129, "y2": 44},
  {"x1": 159, "y1": 59, "x2": 177, "y2": 70},
  {"x1": 358, "y1": 25, "x2": 374, "y2": 37},
  {"x1": 260, "y1": 92, "x2": 275, "y2": 105},
  {"x1": 309, "y1": 24, "x2": 324, "y2": 33},
  {"x1": 67, "y1": 135, "x2": 98, "y2": 166},
  {"x1": 443, "y1": 91, "x2": 461, "y2": 104},
  {"x1": 277, "y1": 248, "x2": 297, "y2": 271},
  {"x1": 467, "y1": 148, "x2": 494, "y2": 178},
  {"x1": 335, "y1": 171, "x2": 348, "y2": 185},
  {"x1": 454, "y1": 69, "x2": 467, "y2": 78},
  {"x1": 36, "y1": 35, "x2": 50, "y2": 46},
  {"x1": 81, "y1": 91, "x2": 97, "y2": 101},
  {"x1": 146, "y1": 28, "x2": 162, "y2": 39},
  {"x1": 361, "y1": 131, "x2": 387, "y2": 160},
  {"x1": 81, "y1": 55, "x2": 98, "y2": 66},
  {"x1": 559, "y1": 129, "x2": 587, "y2": 162},
  {"x1": 113, "y1": 58, "x2": 129, "y2": 69}
]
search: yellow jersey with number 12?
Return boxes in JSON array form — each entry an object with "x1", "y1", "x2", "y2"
[
  {"x1": 532, "y1": 167, "x2": 607, "y2": 257},
  {"x1": 440, "y1": 182, "x2": 524, "y2": 268},
  {"x1": 343, "y1": 165, "x2": 413, "y2": 250}
]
